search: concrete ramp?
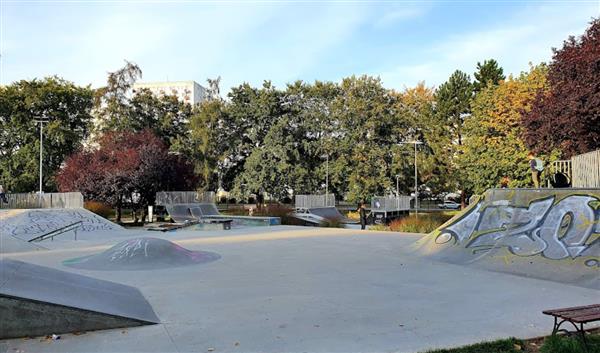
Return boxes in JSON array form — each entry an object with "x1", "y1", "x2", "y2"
[
  {"x1": 0, "y1": 259, "x2": 159, "y2": 339},
  {"x1": 0, "y1": 208, "x2": 123, "y2": 242},
  {"x1": 63, "y1": 237, "x2": 221, "y2": 271},
  {"x1": 166, "y1": 203, "x2": 221, "y2": 223},
  {"x1": 415, "y1": 188, "x2": 600, "y2": 289}
]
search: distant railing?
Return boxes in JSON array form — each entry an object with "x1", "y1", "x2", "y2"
[
  {"x1": 0, "y1": 192, "x2": 83, "y2": 209},
  {"x1": 295, "y1": 194, "x2": 335, "y2": 209},
  {"x1": 371, "y1": 196, "x2": 411, "y2": 211},
  {"x1": 155, "y1": 191, "x2": 216, "y2": 205},
  {"x1": 572, "y1": 149, "x2": 600, "y2": 188}
]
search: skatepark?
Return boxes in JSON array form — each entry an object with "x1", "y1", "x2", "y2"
[{"x1": 0, "y1": 188, "x2": 598, "y2": 352}]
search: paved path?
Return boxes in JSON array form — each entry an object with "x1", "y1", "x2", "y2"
[{"x1": 1, "y1": 226, "x2": 598, "y2": 353}]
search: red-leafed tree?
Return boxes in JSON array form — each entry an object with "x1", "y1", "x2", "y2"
[
  {"x1": 522, "y1": 18, "x2": 600, "y2": 157},
  {"x1": 57, "y1": 130, "x2": 198, "y2": 222}
]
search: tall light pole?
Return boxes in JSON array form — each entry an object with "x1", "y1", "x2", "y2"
[
  {"x1": 399, "y1": 140, "x2": 422, "y2": 215},
  {"x1": 34, "y1": 114, "x2": 50, "y2": 196},
  {"x1": 395, "y1": 174, "x2": 400, "y2": 210},
  {"x1": 322, "y1": 153, "x2": 329, "y2": 197}
]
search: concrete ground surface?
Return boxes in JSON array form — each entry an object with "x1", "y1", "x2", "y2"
[{"x1": 1, "y1": 225, "x2": 599, "y2": 353}]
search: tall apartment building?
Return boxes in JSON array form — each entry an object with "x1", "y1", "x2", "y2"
[{"x1": 133, "y1": 81, "x2": 207, "y2": 105}]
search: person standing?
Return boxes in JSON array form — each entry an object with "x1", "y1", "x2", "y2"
[
  {"x1": 528, "y1": 153, "x2": 544, "y2": 188},
  {"x1": 358, "y1": 201, "x2": 368, "y2": 230},
  {"x1": 0, "y1": 184, "x2": 8, "y2": 204}
]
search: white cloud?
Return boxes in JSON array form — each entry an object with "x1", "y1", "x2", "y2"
[
  {"x1": 374, "y1": 5, "x2": 429, "y2": 28},
  {"x1": 378, "y1": 3, "x2": 599, "y2": 90}
]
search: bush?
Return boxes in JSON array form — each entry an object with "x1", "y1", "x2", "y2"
[
  {"x1": 346, "y1": 210, "x2": 360, "y2": 220},
  {"x1": 221, "y1": 206, "x2": 249, "y2": 216},
  {"x1": 389, "y1": 213, "x2": 452, "y2": 234},
  {"x1": 84, "y1": 200, "x2": 113, "y2": 219},
  {"x1": 320, "y1": 219, "x2": 343, "y2": 228},
  {"x1": 253, "y1": 203, "x2": 304, "y2": 225}
]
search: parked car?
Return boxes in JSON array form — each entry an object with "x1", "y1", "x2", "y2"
[{"x1": 438, "y1": 200, "x2": 461, "y2": 210}]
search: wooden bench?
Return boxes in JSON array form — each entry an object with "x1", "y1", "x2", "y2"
[{"x1": 543, "y1": 304, "x2": 600, "y2": 350}]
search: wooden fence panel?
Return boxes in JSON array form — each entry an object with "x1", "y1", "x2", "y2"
[{"x1": 572, "y1": 150, "x2": 600, "y2": 188}]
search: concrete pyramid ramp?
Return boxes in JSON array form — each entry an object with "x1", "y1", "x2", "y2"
[
  {"x1": 0, "y1": 208, "x2": 123, "y2": 242},
  {"x1": 63, "y1": 237, "x2": 221, "y2": 271},
  {"x1": 0, "y1": 259, "x2": 159, "y2": 339},
  {"x1": 415, "y1": 188, "x2": 600, "y2": 290}
]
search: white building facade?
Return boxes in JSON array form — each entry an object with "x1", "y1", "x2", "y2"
[{"x1": 133, "y1": 81, "x2": 207, "y2": 105}]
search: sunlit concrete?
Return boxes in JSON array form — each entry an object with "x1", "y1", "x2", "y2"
[{"x1": 1, "y1": 226, "x2": 598, "y2": 353}]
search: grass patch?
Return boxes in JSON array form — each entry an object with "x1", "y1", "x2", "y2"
[
  {"x1": 540, "y1": 333, "x2": 600, "y2": 353},
  {"x1": 420, "y1": 331, "x2": 600, "y2": 353},
  {"x1": 423, "y1": 338, "x2": 524, "y2": 353}
]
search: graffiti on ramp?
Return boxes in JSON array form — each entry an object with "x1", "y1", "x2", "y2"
[{"x1": 434, "y1": 193, "x2": 600, "y2": 267}]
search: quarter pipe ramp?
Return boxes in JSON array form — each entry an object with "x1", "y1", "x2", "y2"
[{"x1": 415, "y1": 188, "x2": 600, "y2": 289}]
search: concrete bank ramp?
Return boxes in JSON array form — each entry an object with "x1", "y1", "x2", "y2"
[
  {"x1": 415, "y1": 188, "x2": 600, "y2": 290},
  {"x1": 310, "y1": 207, "x2": 358, "y2": 224},
  {"x1": 63, "y1": 237, "x2": 220, "y2": 271},
  {"x1": 0, "y1": 208, "x2": 123, "y2": 242},
  {"x1": 0, "y1": 259, "x2": 159, "y2": 339},
  {"x1": 165, "y1": 203, "x2": 220, "y2": 223},
  {"x1": 293, "y1": 207, "x2": 359, "y2": 225}
]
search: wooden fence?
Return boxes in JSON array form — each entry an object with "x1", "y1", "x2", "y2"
[
  {"x1": 572, "y1": 149, "x2": 600, "y2": 188},
  {"x1": 0, "y1": 192, "x2": 83, "y2": 209}
]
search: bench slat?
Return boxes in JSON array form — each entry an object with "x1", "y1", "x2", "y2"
[
  {"x1": 569, "y1": 314, "x2": 600, "y2": 323},
  {"x1": 553, "y1": 308, "x2": 600, "y2": 318},
  {"x1": 543, "y1": 304, "x2": 600, "y2": 316}
]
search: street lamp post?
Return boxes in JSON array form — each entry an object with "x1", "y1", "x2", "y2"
[
  {"x1": 395, "y1": 174, "x2": 400, "y2": 210},
  {"x1": 34, "y1": 114, "x2": 50, "y2": 197},
  {"x1": 321, "y1": 153, "x2": 329, "y2": 197},
  {"x1": 399, "y1": 140, "x2": 422, "y2": 215}
]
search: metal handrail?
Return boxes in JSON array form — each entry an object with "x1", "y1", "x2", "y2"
[{"x1": 28, "y1": 221, "x2": 83, "y2": 242}]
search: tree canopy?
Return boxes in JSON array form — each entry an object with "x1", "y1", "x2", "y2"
[
  {"x1": 522, "y1": 18, "x2": 600, "y2": 158},
  {"x1": 473, "y1": 59, "x2": 506, "y2": 93},
  {"x1": 57, "y1": 130, "x2": 197, "y2": 221},
  {"x1": 0, "y1": 77, "x2": 94, "y2": 192}
]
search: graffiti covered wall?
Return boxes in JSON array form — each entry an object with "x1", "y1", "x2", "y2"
[{"x1": 417, "y1": 188, "x2": 600, "y2": 289}]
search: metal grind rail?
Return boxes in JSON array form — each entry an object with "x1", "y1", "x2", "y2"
[{"x1": 28, "y1": 221, "x2": 83, "y2": 242}]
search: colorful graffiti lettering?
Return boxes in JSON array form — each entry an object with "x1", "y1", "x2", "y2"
[{"x1": 436, "y1": 195, "x2": 600, "y2": 266}]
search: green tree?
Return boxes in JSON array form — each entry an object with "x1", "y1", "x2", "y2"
[
  {"x1": 0, "y1": 77, "x2": 94, "y2": 192},
  {"x1": 399, "y1": 82, "x2": 450, "y2": 196},
  {"x1": 457, "y1": 65, "x2": 550, "y2": 194},
  {"x1": 129, "y1": 89, "x2": 193, "y2": 146},
  {"x1": 93, "y1": 61, "x2": 142, "y2": 134},
  {"x1": 473, "y1": 59, "x2": 506, "y2": 93},
  {"x1": 331, "y1": 75, "x2": 409, "y2": 202},
  {"x1": 429, "y1": 70, "x2": 473, "y2": 200},
  {"x1": 93, "y1": 61, "x2": 193, "y2": 148}
]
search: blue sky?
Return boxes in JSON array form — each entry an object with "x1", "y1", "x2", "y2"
[{"x1": 2, "y1": 0, "x2": 599, "y2": 94}]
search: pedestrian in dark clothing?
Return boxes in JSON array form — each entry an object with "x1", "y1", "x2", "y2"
[
  {"x1": 358, "y1": 201, "x2": 368, "y2": 230},
  {"x1": 0, "y1": 185, "x2": 7, "y2": 204}
]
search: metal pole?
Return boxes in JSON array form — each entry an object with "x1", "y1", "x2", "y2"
[
  {"x1": 39, "y1": 120, "x2": 43, "y2": 194},
  {"x1": 396, "y1": 175, "x2": 399, "y2": 209},
  {"x1": 414, "y1": 142, "x2": 418, "y2": 216},
  {"x1": 326, "y1": 154, "x2": 329, "y2": 198}
]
